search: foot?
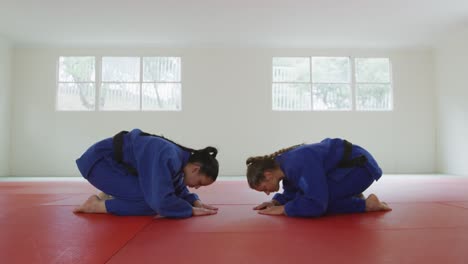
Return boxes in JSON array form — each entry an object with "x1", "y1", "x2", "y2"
[
  {"x1": 365, "y1": 194, "x2": 392, "y2": 212},
  {"x1": 73, "y1": 195, "x2": 108, "y2": 214},
  {"x1": 97, "y1": 192, "x2": 113, "y2": 200}
]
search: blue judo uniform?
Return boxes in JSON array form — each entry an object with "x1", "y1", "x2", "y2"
[
  {"x1": 272, "y1": 138, "x2": 382, "y2": 217},
  {"x1": 76, "y1": 129, "x2": 199, "y2": 218}
]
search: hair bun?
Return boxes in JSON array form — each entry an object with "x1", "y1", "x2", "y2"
[{"x1": 202, "y1": 146, "x2": 218, "y2": 158}]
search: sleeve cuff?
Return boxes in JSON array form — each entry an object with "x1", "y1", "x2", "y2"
[
  {"x1": 272, "y1": 193, "x2": 287, "y2": 205},
  {"x1": 184, "y1": 193, "x2": 200, "y2": 205}
]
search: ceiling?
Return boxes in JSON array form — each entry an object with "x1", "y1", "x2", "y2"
[{"x1": 1, "y1": 0, "x2": 467, "y2": 48}]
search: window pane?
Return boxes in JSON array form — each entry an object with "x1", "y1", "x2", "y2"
[
  {"x1": 312, "y1": 57, "x2": 350, "y2": 83},
  {"x1": 57, "y1": 83, "x2": 95, "y2": 111},
  {"x1": 59, "y1": 57, "x2": 95, "y2": 82},
  {"x1": 355, "y1": 58, "x2": 390, "y2": 82},
  {"x1": 313, "y1": 84, "x2": 351, "y2": 110},
  {"x1": 100, "y1": 83, "x2": 140, "y2": 110},
  {"x1": 273, "y1": 57, "x2": 310, "y2": 82},
  {"x1": 143, "y1": 57, "x2": 181, "y2": 82},
  {"x1": 102, "y1": 57, "x2": 140, "y2": 82},
  {"x1": 356, "y1": 84, "x2": 392, "y2": 110},
  {"x1": 272, "y1": 83, "x2": 311, "y2": 111},
  {"x1": 142, "y1": 83, "x2": 181, "y2": 111}
]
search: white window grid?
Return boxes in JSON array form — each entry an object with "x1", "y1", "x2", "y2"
[
  {"x1": 354, "y1": 58, "x2": 393, "y2": 111},
  {"x1": 56, "y1": 56, "x2": 182, "y2": 111},
  {"x1": 272, "y1": 56, "x2": 393, "y2": 111}
]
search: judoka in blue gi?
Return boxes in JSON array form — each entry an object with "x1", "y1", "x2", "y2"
[
  {"x1": 246, "y1": 138, "x2": 392, "y2": 217},
  {"x1": 73, "y1": 128, "x2": 219, "y2": 218}
]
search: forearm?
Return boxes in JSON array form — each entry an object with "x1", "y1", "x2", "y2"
[{"x1": 272, "y1": 193, "x2": 293, "y2": 205}]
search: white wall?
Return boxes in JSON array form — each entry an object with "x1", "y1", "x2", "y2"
[
  {"x1": 10, "y1": 47, "x2": 436, "y2": 177},
  {"x1": 435, "y1": 28, "x2": 468, "y2": 176},
  {"x1": 0, "y1": 37, "x2": 11, "y2": 177}
]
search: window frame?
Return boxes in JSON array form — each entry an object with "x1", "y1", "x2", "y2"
[
  {"x1": 271, "y1": 56, "x2": 394, "y2": 112},
  {"x1": 354, "y1": 57, "x2": 394, "y2": 112},
  {"x1": 56, "y1": 56, "x2": 183, "y2": 112}
]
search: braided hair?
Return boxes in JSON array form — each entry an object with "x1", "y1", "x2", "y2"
[{"x1": 246, "y1": 144, "x2": 303, "y2": 188}]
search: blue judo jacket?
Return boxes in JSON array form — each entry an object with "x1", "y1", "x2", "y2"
[
  {"x1": 76, "y1": 129, "x2": 199, "y2": 218},
  {"x1": 272, "y1": 138, "x2": 382, "y2": 217}
]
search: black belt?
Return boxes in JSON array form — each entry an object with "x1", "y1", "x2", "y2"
[
  {"x1": 113, "y1": 131, "x2": 139, "y2": 176},
  {"x1": 337, "y1": 140, "x2": 367, "y2": 168}
]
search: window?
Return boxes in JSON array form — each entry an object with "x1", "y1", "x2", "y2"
[
  {"x1": 101, "y1": 57, "x2": 140, "y2": 111},
  {"x1": 57, "y1": 57, "x2": 96, "y2": 111},
  {"x1": 272, "y1": 56, "x2": 393, "y2": 111},
  {"x1": 57, "y1": 56, "x2": 182, "y2": 111},
  {"x1": 312, "y1": 57, "x2": 351, "y2": 110},
  {"x1": 142, "y1": 57, "x2": 181, "y2": 111},
  {"x1": 272, "y1": 57, "x2": 311, "y2": 111},
  {"x1": 355, "y1": 58, "x2": 392, "y2": 111}
]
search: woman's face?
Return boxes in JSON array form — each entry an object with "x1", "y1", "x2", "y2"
[
  {"x1": 254, "y1": 171, "x2": 281, "y2": 195},
  {"x1": 183, "y1": 163, "x2": 214, "y2": 189}
]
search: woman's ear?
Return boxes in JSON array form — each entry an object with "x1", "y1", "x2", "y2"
[
  {"x1": 263, "y1": 170, "x2": 273, "y2": 180},
  {"x1": 191, "y1": 163, "x2": 201, "y2": 174}
]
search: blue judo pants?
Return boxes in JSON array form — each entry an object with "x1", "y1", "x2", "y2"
[
  {"x1": 84, "y1": 156, "x2": 157, "y2": 216},
  {"x1": 326, "y1": 166, "x2": 375, "y2": 214}
]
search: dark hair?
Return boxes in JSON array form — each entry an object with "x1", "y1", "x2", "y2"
[
  {"x1": 188, "y1": 147, "x2": 219, "y2": 181},
  {"x1": 148, "y1": 134, "x2": 219, "y2": 181},
  {"x1": 246, "y1": 144, "x2": 303, "y2": 188}
]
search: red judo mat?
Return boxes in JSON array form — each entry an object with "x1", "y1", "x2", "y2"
[{"x1": 1, "y1": 176, "x2": 468, "y2": 264}]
